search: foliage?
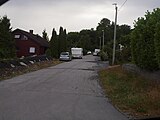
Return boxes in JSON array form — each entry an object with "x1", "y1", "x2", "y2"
[
  {"x1": 131, "y1": 8, "x2": 160, "y2": 70},
  {"x1": 42, "y1": 29, "x2": 49, "y2": 41},
  {"x1": 66, "y1": 18, "x2": 131, "y2": 64},
  {"x1": 0, "y1": 16, "x2": 16, "y2": 59},
  {"x1": 118, "y1": 34, "x2": 132, "y2": 63},
  {"x1": 58, "y1": 27, "x2": 67, "y2": 55},
  {"x1": 96, "y1": 18, "x2": 131, "y2": 64},
  {"x1": 46, "y1": 27, "x2": 67, "y2": 58},
  {"x1": 45, "y1": 18, "x2": 131, "y2": 61},
  {"x1": 154, "y1": 22, "x2": 160, "y2": 68},
  {"x1": 46, "y1": 28, "x2": 58, "y2": 58},
  {"x1": 67, "y1": 29, "x2": 98, "y2": 53},
  {"x1": 96, "y1": 18, "x2": 113, "y2": 44},
  {"x1": 100, "y1": 51, "x2": 108, "y2": 61},
  {"x1": 67, "y1": 32, "x2": 79, "y2": 48}
]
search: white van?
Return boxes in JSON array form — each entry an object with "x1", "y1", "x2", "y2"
[{"x1": 71, "y1": 48, "x2": 83, "y2": 59}]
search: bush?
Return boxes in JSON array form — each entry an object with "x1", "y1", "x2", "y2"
[
  {"x1": 154, "y1": 22, "x2": 160, "y2": 68},
  {"x1": 131, "y1": 8, "x2": 160, "y2": 71},
  {"x1": 100, "y1": 51, "x2": 108, "y2": 61}
]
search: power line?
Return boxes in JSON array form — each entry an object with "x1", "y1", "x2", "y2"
[{"x1": 119, "y1": 0, "x2": 128, "y2": 11}]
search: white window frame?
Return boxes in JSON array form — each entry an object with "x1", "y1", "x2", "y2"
[
  {"x1": 14, "y1": 35, "x2": 20, "y2": 38},
  {"x1": 29, "y1": 47, "x2": 36, "y2": 53}
]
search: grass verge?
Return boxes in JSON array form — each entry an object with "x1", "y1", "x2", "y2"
[
  {"x1": 0, "y1": 60, "x2": 61, "y2": 81},
  {"x1": 99, "y1": 66, "x2": 160, "y2": 118}
]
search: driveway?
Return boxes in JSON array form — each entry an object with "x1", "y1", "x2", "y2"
[{"x1": 0, "y1": 55, "x2": 128, "y2": 120}]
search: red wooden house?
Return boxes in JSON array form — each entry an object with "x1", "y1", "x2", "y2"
[{"x1": 13, "y1": 29, "x2": 49, "y2": 57}]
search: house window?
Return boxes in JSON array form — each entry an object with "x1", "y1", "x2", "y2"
[
  {"x1": 29, "y1": 47, "x2": 36, "y2": 53},
  {"x1": 22, "y1": 35, "x2": 28, "y2": 40},
  {"x1": 14, "y1": 35, "x2": 20, "y2": 38}
]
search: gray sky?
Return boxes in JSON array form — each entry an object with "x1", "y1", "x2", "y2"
[{"x1": 0, "y1": 0, "x2": 160, "y2": 37}]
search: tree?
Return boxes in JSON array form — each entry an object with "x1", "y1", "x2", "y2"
[
  {"x1": 42, "y1": 29, "x2": 49, "y2": 41},
  {"x1": 97, "y1": 18, "x2": 111, "y2": 30},
  {"x1": 63, "y1": 29, "x2": 67, "y2": 51},
  {"x1": 0, "y1": 16, "x2": 15, "y2": 59},
  {"x1": 131, "y1": 8, "x2": 160, "y2": 70},
  {"x1": 154, "y1": 22, "x2": 160, "y2": 67},
  {"x1": 96, "y1": 18, "x2": 112, "y2": 44},
  {"x1": 67, "y1": 32, "x2": 79, "y2": 48},
  {"x1": 46, "y1": 27, "x2": 67, "y2": 58},
  {"x1": 58, "y1": 26, "x2": 64, "y2": 55},
  {"x1": 46, "y1": 28, "x2": 58, "y2": 58},
  {"x1": 96, "y1": 18, "x2": 131, "y2": 64}
]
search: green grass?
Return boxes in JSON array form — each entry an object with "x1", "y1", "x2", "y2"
[{"x1": 99, "y1": 66, "x2": 160, "y2": 118}]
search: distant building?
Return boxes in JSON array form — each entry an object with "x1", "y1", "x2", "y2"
[{"x1": 13, "y1": 28, "x2": 49, "y2": 57}]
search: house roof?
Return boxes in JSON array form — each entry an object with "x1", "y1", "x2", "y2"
[
  {"x1": 0, "y1": 0, "x2": 9, "y2": 6},
  {"x1": 13, "y1": 28, "x2": 49, "y2": 47}
]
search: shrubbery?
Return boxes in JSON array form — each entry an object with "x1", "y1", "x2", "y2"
[
  {"x1": 100, "y1": 51, "x2": 108, "y2": 61},
  {"x1": 131, "y1": 8, "x2": 160, "y2": 70}
]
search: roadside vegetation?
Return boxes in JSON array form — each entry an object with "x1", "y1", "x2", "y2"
[
  {"x1": 131, "y1": 8, "x2": 160, "y2": 71},
  {"x1": 99, "y1": 66, "x2": 160, "y2": 118}
]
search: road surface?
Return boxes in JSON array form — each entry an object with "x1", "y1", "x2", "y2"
[{"x1": 0, "y1": 55, "x2": 128, "y2": 120}]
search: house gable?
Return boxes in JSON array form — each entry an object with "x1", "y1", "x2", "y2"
[{"x1": 13, "y1": 29, "x2": 49, "y2": 57}]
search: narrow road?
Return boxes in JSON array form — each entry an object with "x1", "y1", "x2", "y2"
[{"x1": 0, "y1": 55, "x2": 128, "y2": 120}]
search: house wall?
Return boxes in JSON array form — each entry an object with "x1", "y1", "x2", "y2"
[
  {"x1": 16, "y1": 39, "x2": 40, "y2": 57},
  {"x1": 14, "y1": 32, "x2": 46, "y2": 57}
]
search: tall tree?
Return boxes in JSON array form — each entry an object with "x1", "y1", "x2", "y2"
[
  {"x1": 154, "y1": 22, "x2": 160, "y2": 68},
  {"x1": 58, "y1": 26, "x2": 63, "y2": 55},
  {"x1": 58, "y1": 27, "x2": 67, "y2": 54},
  {"x1": 0, "y1": 16, "x2": 15, "y2": 59},
  {"x1": 51, "y1": 28, "x2": 58, "y2": 58},
  {"x1": 96, "y1": 18, "x2": 112, "y2": 42},
  {"x1": 42, "y1": 29, "x2": 49, "y2": 41},
  {"x1": 97, "y1": 18, "x2": 111, "y2": 30},
  {"x1": 63, "y1": 29, "x2": 67, "y2": 51},
  {"x1": 46, "y1": 28, "x2": 58, "y2": 58}
]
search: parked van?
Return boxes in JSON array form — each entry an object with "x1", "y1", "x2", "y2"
[
  {"x1": 71, "y1": 48, "x2": 83, "y2": 59},
  {"x1": 93, "y1": 49, "x2": 100, "y2": 56}
]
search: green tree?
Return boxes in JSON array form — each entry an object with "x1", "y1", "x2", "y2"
[
  {"x1": 58, "y1": 26, "x2": 64, "y2": 55},
  {"x1": 63, "y1": 29, "x2": 67, "y2": 51},
  {"x1": 96, "y1": 18, "x2": 112, "y2": 44},
  {"x1": 42, "y1": 29, "x2": 49, "y2": 41},
  {"x1": 116, "y1": 25, "x2": 132, "y2": 63},
  {"x1": 67, "y1": 32, "x2": 79, "y2": 48},
  {"x1": 46, "y1": 28, "x2": 58, "y2": 58},
  {"x1": 0, "y1": 16, "x2": 15, "y2": 59},
  {"x1": 97, "y1": 18, "x2": 111, "y2": 30},
  {"x1": 96, "y1": 18, "x2": 131, "y2": 64},
  {"x1": 131, "y1": 8, "x2": 160, "y2": 70},
  {"x1": 154, "y1": 22, "x2": 160, "y2": 67}
]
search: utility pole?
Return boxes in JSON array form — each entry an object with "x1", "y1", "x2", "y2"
[
  {"x1": 112, "y1": 3, "x2": 118, "y2": 65},
  {"x1": 102, "y1": 30, "x2": 104, "y2": 50}
]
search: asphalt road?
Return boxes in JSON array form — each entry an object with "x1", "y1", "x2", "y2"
[{"x1": 0, "y1": 55, "x2": 128, "y2": 120}]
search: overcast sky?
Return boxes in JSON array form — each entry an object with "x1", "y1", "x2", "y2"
[{"x1": 0, "y1": 0, "x2": 160, "y2": 37}]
